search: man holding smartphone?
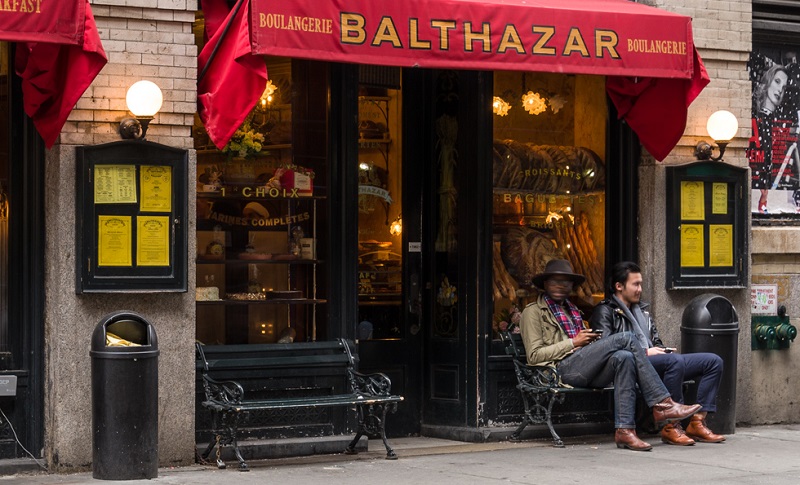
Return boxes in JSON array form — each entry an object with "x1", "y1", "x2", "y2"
[{"x1": 590, "y1": 261, "x2": 725, "y2": 446}]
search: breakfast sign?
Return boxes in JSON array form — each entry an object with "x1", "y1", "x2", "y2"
[
  {"x1": 0, "y1": 0, "x2": 86, "y2": 44},
  {"x1": 249, "y1": 0, "x2": 697, "y2": 79}
]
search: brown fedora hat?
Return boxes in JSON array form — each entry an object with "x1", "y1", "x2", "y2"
[{"x1": 531, "y1": 259, "x2": 585, "y2": 289}]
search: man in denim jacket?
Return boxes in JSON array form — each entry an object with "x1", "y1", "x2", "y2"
[{"x1": 590, "y1": 261, "x2": 725, "y2": 446}]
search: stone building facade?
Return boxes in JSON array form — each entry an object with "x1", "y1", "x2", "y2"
[{"x1": 30, "y1": 0, "x2": 800, "y2": 472}]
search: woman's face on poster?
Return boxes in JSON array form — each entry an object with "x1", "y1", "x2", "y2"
[{"x1": 766, "y1": 70, "x2": 788, "y2": 110}]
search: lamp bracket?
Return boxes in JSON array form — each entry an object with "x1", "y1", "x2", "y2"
[
  {"x1": 119, "y1": 116, "x2": 154, "y2": 140},
  {"x1": 694, "y1": 140, "x2": 728, "y2": 162}
]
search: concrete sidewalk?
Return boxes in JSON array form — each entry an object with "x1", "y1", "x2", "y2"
[{"x1": 4, "y1": 424, "x2": 800, "y2": 484}]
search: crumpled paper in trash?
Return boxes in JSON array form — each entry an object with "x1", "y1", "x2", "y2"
[{"x1": 106, "y1": 332, "x2": 142, "y2": 347}]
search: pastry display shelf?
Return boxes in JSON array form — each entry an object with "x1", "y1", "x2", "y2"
[
  {"x1": 358, "y1": 138, "x2": 391, "y2": 146},
  {"x1": 491, "y1": 188, "x2": 605, "y2": 197},
  {"x1": 197, "y1": 191, "x2": 327, "y2": 201},
  {"x1": 196, "y1": 258, "x2": 322, "y2": 265},
  {"x1": 196, "y1": 144, "x2": 292, "y2": 155},
  {"x1": 196, "y1": 298, "x2": 327, "y2": 306}
]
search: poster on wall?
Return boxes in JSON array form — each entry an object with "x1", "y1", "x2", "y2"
[{"x1": 747, "y1": 48, "x2": 800, "y2": 215}]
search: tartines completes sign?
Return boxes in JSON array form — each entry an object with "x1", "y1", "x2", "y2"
[
  {"x1": 0, "y1": 0, "x2": 85, "y2": 44},
  {"x1": 249, "y1": 0, "x2": 696, "y2": 79}
]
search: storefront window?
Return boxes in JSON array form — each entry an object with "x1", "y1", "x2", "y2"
[
  {"x1": 356, "y1": 75, "x2": 403, "y2": 340},
  {"x1": 491, "y1": 72, "x2": 607, "y2": 338},
  {"x1": 194, "y1": 55, "x2": 329, "y2": 345}
]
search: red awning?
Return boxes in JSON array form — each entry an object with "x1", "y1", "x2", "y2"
[
  {"x1": 200, "y1": 0, "x2": 709, "y2": 159},
  {"x1": 198, "y1": 0, "x2": 268, "y2": 151},
  {"x1": 8, "y1": 0, "x2": 107, "y2": 147},
  {"x1": 250, "y1": 0, "x2": 696, "y2": 80},
  {"x1": 0, "y1": 0, "x2": 86, "y2": 44}
]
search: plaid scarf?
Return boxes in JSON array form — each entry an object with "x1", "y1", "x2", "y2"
[{"x1": 543, "y1": 294, "x2": 584, "y2": 338}]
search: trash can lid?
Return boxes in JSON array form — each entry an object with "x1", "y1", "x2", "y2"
[
  {"x1": 91, "y1": 311, "x2": 158, "y2": 353},
  {"x1": 681, "y1": 293, "x2": 739, "y2": 330}
]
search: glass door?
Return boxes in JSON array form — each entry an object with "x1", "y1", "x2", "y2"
[{"x1": 354, "y1": 68, "x2": 423, "y2": 437}]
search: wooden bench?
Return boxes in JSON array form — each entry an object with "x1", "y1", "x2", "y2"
[
  {"x1": 500, "y1": 331, "x2": 612, "y2": 447},
  {"x1": 196, "y1": 339, "x2": 403, "y2": 471}
]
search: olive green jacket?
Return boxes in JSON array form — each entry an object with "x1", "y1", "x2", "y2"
[{"x1": 519, "y1": 293, "x2": 577, "y2": 367}]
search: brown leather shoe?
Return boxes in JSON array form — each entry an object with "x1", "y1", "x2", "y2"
[
  {"x1": 685, "y1": 413, "x2": 726, "y2": 443},
  {"x1": 615, "y1": 428, "x2": 652, "y2": 451},
  {"x1": 652, "y1": 398, "x2": 702, "y2": 427},
  {"x1": 660, "y1": 423, "x2": 695, "y2": 446}
]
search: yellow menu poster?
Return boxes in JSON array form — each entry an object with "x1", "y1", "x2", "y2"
[
  {"x1": 712, "y1": 183, "x2": 728, "y2": 215},
  {"x1": 137, "y1": 216, "x2": 170, "y2": 266},
  {"x1": 98, "y1": 216, "x2": 132, "y2": 267},
  {"x1": 709, "y1": 224, "x2": 733, "y2": 267},
  {"x1": 140, "y1": 165, "x2": 172, "y2": 212},
  {"x1": 94, "y1": 165, "x2": 137, "y2": 204},
  {"x1": 680, "y1": 224, "x2": 705, "y2": 267},
  {"x1": 680, "y1": 181, "x2": 705, "y2": 220}
]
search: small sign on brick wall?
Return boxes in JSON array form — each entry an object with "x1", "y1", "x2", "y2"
[{"x1": 751, "y1": 284, "x2": 778, "y2": 315}]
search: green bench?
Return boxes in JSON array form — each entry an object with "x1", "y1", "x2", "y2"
[{"x1": 196, "y1": 339, "x2": 403, "y2": 471}]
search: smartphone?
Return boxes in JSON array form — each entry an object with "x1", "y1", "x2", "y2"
[
  {"x1": 592, "y1": 329, "x2": 603, "y2": 336},
  {"x1": 664, "y1": 347, "x2": 676, "y2": 353}
]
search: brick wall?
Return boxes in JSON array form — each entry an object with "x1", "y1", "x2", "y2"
[{"x1": 59, "y1": 0, "x2": 198, "y2": 149}]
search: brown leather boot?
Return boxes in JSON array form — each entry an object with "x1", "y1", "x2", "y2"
[
  {"x1": 660, "y1": 423, "x2": 695, "y2": 446},
  {"x1": 652, "y1": 397, "x2": 702, "y2": 427},
  {"x1": 615, "y1": 428, "x2": 652, "y2": 451},
  {"x1": 685, "y1": 412, "x2": 726, "y2": 443}
]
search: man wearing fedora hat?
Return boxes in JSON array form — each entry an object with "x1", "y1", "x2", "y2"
[{"x1": 520, "y1": 259, "x2": 701, "y2": 451}]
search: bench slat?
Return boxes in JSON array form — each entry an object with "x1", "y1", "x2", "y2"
[{"x1": 202, "y1": 394, "x2": 404, "y2": 413}]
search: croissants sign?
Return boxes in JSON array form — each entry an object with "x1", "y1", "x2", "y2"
[{"x1": 249, "y1": 0, "x2": 698, "y2": 79}]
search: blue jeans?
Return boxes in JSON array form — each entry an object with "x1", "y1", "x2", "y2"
[
  {"x1": 557, "y1": 332, "x2": 670, "y2": 428},
  {"x1": 648, "y1": 352, "x2": 723, "y2": 413}
]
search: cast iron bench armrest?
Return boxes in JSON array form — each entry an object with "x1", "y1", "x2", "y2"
[
  {"x1": 350, "y1": 370, "x2": 396, "y2": 397},
  {"x1": 195, "y1": 340, "x2": 402, "y2": 471},
  {"x1": 200, "y1": 373, "x2": 245, "y2": 406}
]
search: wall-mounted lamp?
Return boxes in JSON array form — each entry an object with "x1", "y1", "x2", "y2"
[
  {"x1": 119, "y1": 80, "x2": 163, "y2": 140},
  {"x1": 694, "y1": 110, "x2": 738, "y2": 161},
  {"x1": 260, "y1": 79, "x2": 277, "y2": 109}
]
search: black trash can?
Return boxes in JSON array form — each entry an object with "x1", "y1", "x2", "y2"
[
  {"x1": 680, "y1": 294, "x2": 738, "y2": 435},
  {"x1": 91, "y1": 311, "x2": 159, "y2": 480}
]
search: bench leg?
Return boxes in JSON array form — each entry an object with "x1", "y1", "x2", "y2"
[
  {"x1": 545, "y1": 394, "x2": 565, "y2": 448},
  {"x1": 200, "y1": 437, "x2": 217, "y2": 464},
  {"x1": 510, "y1": 389, "x2": 538, "y2": 442},
  {"x1": 347, "y1": 403, "x2": 398, "y2": 460},
  {"x1": 231, "y1": 434, "x2": 249, "y2": 472},
  {"x1": 344, "y1": 405, "x2": 364, "y2": 456},
  {"x1": 509, "y1": 419, "x2": 530, "y2": 442},
  {"x1": 511, "y1": 390, "x2": 565, "y2": 447},
  {"x1": 209, "y1": 411, "x2": 249, "y2": 472},
  {"x1": 377, "y1": 403, "x2": 398, "y2": 460}
]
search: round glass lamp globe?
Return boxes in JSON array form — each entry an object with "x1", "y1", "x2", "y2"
[
  {"x1": 126, "y1": 81, "x2": 163, "y2": 117},
  {"x1": 706, "y1": 110, "x2": 738, "y2": 142}
]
